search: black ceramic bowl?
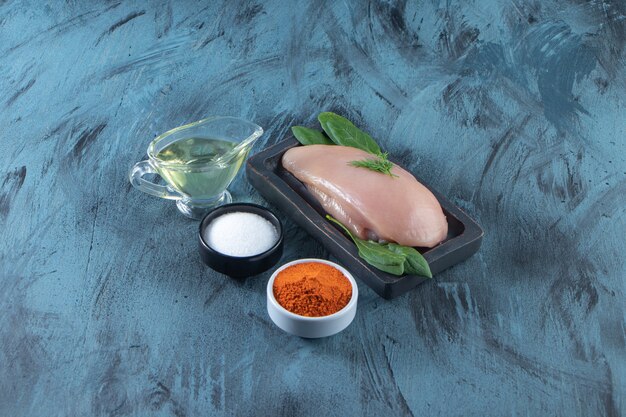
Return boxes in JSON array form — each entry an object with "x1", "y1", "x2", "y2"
[{"x1": 198, "y1": 203, "x2": 284, "y2": 278}]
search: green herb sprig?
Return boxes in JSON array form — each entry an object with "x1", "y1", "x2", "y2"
[
  {"x1": 326, "y1": 215, "x2": 432, "y2": 278},
  {"x1": 348, "y1": 152, "x2": 398, "y2": 177}
]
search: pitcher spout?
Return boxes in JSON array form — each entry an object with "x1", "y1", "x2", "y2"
[{"x1": 232, "y1": 119, "x2": 264, "y2": 152}]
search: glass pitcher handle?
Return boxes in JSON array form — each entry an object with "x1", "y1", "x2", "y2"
[{"x1": 128, "y1": 160, "x2": 182, "y2": 200}]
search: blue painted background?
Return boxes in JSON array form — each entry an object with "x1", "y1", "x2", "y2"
[{"x1": 1, "y1": 1, "x2": 624, "y2": 416}]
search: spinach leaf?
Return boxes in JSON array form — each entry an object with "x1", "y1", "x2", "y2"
[
  {"x1": 326, "y1": 215, "x2": 432, "y2": 278},
  {"x1": 326, "y1": 215, "x2": 405, "y2": 275},
  {"x1": 352, "y1": 238, "x2": 406, "y2": 276},
  {"x1": 318, "y1": 112, "x2": 381, "y2": 154},
  {"x1": 291, "y1": 126, "x2": 334, "y2": 146},
  {"x1": 387, "y1": 243, "x2": 432, "y2": 278}
]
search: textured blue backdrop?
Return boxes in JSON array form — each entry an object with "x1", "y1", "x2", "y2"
[{"x1": 1, "y1": 1, "x2": 624, "y2": 416}]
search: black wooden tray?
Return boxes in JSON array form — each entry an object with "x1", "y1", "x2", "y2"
[{"x1": 246, "y1": 137, "x2": 483, "y2": 299}]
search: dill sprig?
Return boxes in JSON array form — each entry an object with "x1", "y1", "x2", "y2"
[{"x1": 348, "y1": 152, "x2": 398, "y2": 177}]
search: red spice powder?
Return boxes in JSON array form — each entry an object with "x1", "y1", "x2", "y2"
[{"x1": 273, "y1": 262, "x2": 352, "y2": 317}]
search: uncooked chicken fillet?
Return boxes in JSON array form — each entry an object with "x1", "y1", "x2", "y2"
[{"x1": 282, "y1": 145, "x2": 448, "y2": 248}]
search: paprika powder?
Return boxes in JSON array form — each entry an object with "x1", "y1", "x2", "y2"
[{"x1": 273, "y1": 262, "x2": 352, "y2": 317}]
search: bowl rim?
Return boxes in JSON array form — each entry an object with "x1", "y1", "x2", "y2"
[
  {"x1": 267, "y1": 258, "x2": 359, "y2": 321},
  {"x1": 198, "y1": 203, "x2": 283, "y2": 261}
]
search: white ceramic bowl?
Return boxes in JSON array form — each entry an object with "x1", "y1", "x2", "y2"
[{"x1": 266, "y1": 258, "x2": 358, "y2": 338}]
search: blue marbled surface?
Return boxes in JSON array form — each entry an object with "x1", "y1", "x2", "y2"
[{"x1": 1, "y1": 1, "x2": 625, "y2": 416}]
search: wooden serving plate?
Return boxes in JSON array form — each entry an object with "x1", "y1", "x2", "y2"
[{"x1": 246, "y1": 137, "x2": 483, "y2": 299}]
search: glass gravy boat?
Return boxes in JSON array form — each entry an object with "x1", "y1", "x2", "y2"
[{"x1": 129, "y1": 116, "x2": 263, "y2": 219}]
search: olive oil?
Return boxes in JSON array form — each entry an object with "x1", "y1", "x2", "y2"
[{"x1": 155, "y1": 137, "x2": 247, "y2": 199}]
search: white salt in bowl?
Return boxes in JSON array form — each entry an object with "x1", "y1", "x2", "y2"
[
  {"x1": 266, "y1": 258, "x2": 358, "y2": 338},
  {"x1": 198, "y1": 203, "x2": 283, "y2": 278}
]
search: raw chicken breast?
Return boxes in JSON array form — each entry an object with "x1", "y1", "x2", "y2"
[{"x1": 282, "y1": 145, "x2": 448, "y2": 248}]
